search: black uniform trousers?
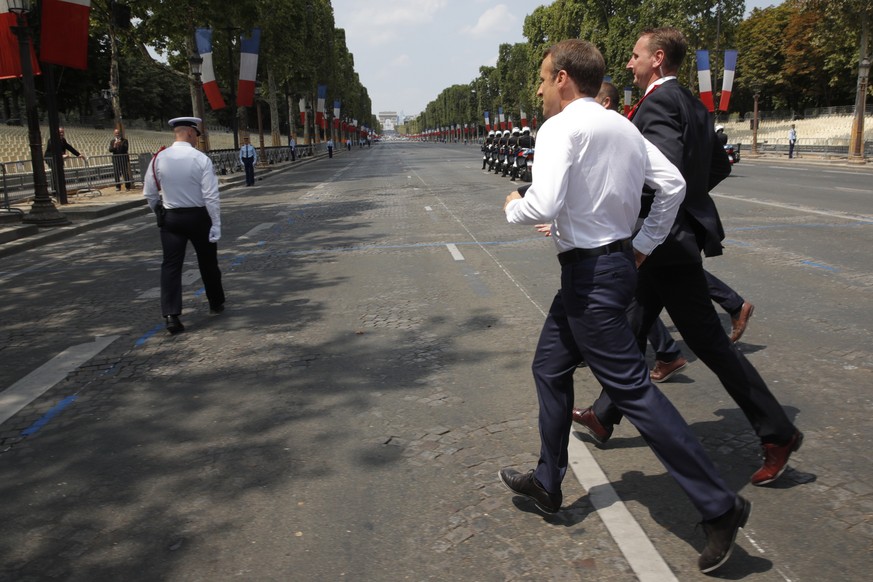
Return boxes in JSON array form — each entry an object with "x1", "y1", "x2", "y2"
[
  {"x1": 593, "y1": 261, "x2": 797, "y2": 444},
  {"x1": 533, "y1": 249, "x2": 734, "y2": 521},
  {"x1": 160, "y1": 207, "x2": 225, "y2": 317},
  {"x1": 242, "y1": 157, "x2": 255, "y2": 186}
]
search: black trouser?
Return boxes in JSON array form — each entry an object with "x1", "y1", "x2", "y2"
[
  {"x1": 242, "y1": 157, "x2": 255, "y2": 185},
  {"x1": 112, "y1": 155, "x2": 132, "y2": 190},
  {"x1": 592, "y1": 261, "x2": 796, "y2": 444},
  {"x1": 160, "y1": 207, "x2": 224, "y2": 317}
]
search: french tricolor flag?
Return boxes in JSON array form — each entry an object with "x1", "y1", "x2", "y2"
[
  {"x1": 195, "y1": 28, "x2": 226, "y2": 111},
  {"x1": 237, "y1": 28, "x2": 261, "y2": 107},
  {"x1": 333, "y1": 100, "x2": 341, "y2": 128},
  {"x1": 624, "y1": 87, "x2": 633, "y2": 116},
  {"x1": 1, "y1": 1, "x2": 41, "y2": 80},
  {"x1": 299, "y1": 97, "x2": 307, "y2": 126},
  {"x1": 316, "y1": 85, "x2": 327, "y2": 129},
  {"x1": 40, "y1": 0, "x2": 90, "y2": 70},
  {"x1": 484, "y1": 111, "x2": 490, "y2": 132},
  {"x1": 498, "y1": 106, "x2": 505, "y2": 131},
  {"x1": 719, "y1": 50, "x2": 738, "y2": 112},
  {"x1": 520, "y1": 108, "x2": 528, "y2": 127},
  {"x1": 696, "y1": 50, "x2": 715, "y2": 112}
]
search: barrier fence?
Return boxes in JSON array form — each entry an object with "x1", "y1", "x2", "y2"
[{"x1": 2, "y1": 144, "x2": 323, "y2": 210}]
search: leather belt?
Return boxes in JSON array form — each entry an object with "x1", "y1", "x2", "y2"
[
  {"x1": 557, "y1": 239, "x2": 633, "y2": 266},
  {"x1": 166, "y1": 207, "x2": 205, "y2": 214}
]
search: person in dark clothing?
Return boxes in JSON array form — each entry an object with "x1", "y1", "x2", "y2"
[{"x1": 108, "y1": 128, "x2": 132, "y2": 191}]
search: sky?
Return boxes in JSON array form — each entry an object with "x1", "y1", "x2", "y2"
[{"x1": 331, "y1": 0, "x2": 784, "y2": 117}]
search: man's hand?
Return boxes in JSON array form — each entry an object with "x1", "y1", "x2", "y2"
[
  {"x1": 208, "y1": 226, "x2": 221, "y2": 243},
  {"x1": 634, "y1": 250, "x2": 647, "y2": 268},
  {"x1": 504, "y1": 191, "x2": 522, "y2": 210},
  {"x1": 535, "y1": 223, "x2": 552, "y2": 237}
]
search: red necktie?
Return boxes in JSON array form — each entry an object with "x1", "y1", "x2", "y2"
[{"x1": 627, "y1": 84, "x2": 660, "y2": 121}]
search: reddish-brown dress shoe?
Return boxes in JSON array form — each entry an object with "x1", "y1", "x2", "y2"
[
  {"x1": 650, "y1": 356, "x2": 688, "y2": 383},
  {"x1": 571, "y1": 406, "x2": 613, "y2": 445},
  {"x1": 730, "y1": 302, "x2": 755, "y2": 343},
  {"x1": 750, "y1": 431, "x2": 804, "y2": 486}
]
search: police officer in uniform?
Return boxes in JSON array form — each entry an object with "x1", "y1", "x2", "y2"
[
  {"x1": 482, "y1": 130, "x2": 495, "y2": 170},
  {"x1": 518, "y1": 125, "x2": 534, "y2": 149},
  {"x1": 239, "y1": 136, "x2": 257, "y2": 186},
  {"x1": 143, "y1": 117, "x2": 225, "y2": 334},
  {"x1": 503, "y1": 126, "x2": 521, "y2": 176}
]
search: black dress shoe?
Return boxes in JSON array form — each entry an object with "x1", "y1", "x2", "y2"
[
  {"x1": 498, "y1": 468, "x2": 562, "y2": 514},
  {"x1": 698, "y1": 495, "x2": 751, "y2": 573},
  {"x1": 209, "y1": 303, "x2": 225, "y2": 315},
  {"x1": 165, "y1": 315, "x2": 185, "y2": 334}
]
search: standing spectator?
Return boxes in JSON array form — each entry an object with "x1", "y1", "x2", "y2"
[
  {"x1": 239, "y1": 135, "x2": 257, "y2": 186},
  {"x1": 143, "y1": 117, "x2": 225, "y2": 334},
  {"x1": 499, "y1": 38, "x2": 748, "y2": 575},
  {"x1": 327, "y1": 138, "x2": 334, "y2": 158},
  {"x1": 44, "y1": 127, "x2": 86, "y2": 195},
  {"x1": 788, "y1": 124, "x2": 797, "y2": 158},
  {"x1": 108, "y1": 128, "x2": 132, "y2": 191},
  {"x1": 288, "y1": 135, "x2": 297, "y2": 161}
]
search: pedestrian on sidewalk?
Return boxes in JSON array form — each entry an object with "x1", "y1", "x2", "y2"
[
  {"x1": 108, "y1": 128, "x2": 132, "y2": 191},
  {"x1": 327, "y1": 138, "x2": 334, "y2": 158},
  {"x1": 239, "y1": 136, "x2": 257, "y2": 186}
]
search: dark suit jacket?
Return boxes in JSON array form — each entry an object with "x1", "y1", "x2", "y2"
[{"x1": 632, "y1": 79, "x2": 731, "y2": 266}]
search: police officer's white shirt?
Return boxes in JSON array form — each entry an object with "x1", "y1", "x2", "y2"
[
  {"x1": 143, "y1": 141, "x2": 220, "y2": 228},
  {"x1": 504, "y1": 97, "x2": 685, "y2": 256},
  {"x1": 239, "y1": 143, "x2": 257, "y2": 164}
]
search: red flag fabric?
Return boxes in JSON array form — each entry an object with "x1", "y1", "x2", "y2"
[
  {"x1": 1, "y1": 4, "x2": 41, "y2": 79},
  {"x1": 40, "y1": 0, "x2": 91, "y2": 70}
]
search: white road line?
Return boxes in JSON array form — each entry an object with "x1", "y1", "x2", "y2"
[
  {"x1": 239, "y1": 223, "x2": 275, "y2": 239},
  {"x1": 0, "y1": 335, "x2": 119, "y2": 426},
  {"x1": 834, "y1": 186, "x2": 873, "y2": 194},
  {"x1": 445, "y1": 243, "x2": 465, "y2": 261},
  {"x1": 424, "y1": 206, "x2": 433, "y2": 211},
  {"x1": 711, "y1": 192, "x2": 873, "y2": 222},
  {"x1": 568, "y1": 436, "x2": 679, "y2": 582}
]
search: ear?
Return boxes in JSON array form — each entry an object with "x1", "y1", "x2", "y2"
[{"x1": 652, "y1": 48, "x2": 666, "y2": 69}]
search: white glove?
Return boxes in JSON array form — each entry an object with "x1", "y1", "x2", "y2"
[{"x1": 208, "y1": 226, "x2": 221, "y2": 243}]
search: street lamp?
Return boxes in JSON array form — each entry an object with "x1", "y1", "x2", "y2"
[
  {"x1": 849, "y1": 56, "x2": 871, "y2": 164},
  {"x1": 188, "y1": 54, "x2": 209, "y2": 152},
  {"x1": 8, "y1": 0, "x2": 69, "y2": 226},
  {"x1": 752, "y1": 90, "x2": 760, "y2": 156}
]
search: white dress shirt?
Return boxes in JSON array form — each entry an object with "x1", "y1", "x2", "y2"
[
  {"x1": 143, "y1": 141, "x2": 221, "y2": 228},
  {"x1": 239, "y1": 143, "x2": 257, "y2": 163},
  {"x1": 504, "y1": 97, "x2": 685, "y2": 256}
]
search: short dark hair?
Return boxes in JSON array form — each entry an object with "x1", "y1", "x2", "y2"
[
  {"x1": 543, "y1": 39, "x2": 605, "y2": 97},
  {"x1": 597, "y1": 82, "x2": 621, "y2": 112},
  {"x1": 641, "y1": 27, "x2": 687, "y2": 73}
]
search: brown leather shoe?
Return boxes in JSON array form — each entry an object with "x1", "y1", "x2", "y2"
[
  {"x1": 750, "y1": 431, "x2": 804, "y2": 486},
  {"x1": 650, "y1": 356, "x2": 688, "y2": 383},
  {"x1": 730, "y1": 301, "x2": 755, "y2": 343},
  {"x1": 571, "y1": 406, "x2": 613, "y2": 445}
]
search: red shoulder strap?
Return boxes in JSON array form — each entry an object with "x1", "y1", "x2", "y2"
[{"x1": 151, "y1": 146, "x2": 167, "y2": 191}]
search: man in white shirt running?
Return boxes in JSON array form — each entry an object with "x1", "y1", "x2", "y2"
[{"x1": 497, "y1": 39, "x2": 748, "y2": 574}]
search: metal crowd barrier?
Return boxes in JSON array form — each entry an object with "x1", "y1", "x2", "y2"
[{"x1": 3, "y1": 143, "x2": 330, "y2": 209}]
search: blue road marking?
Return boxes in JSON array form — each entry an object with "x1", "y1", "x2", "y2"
[
  {"x1": 135, "y1": 324, "x2": 164, "y2": 347},
  {"x1": 20, "y1": 395, "x2": 78, "y2": 437}
]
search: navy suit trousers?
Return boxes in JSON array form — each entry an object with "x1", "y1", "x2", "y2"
[{"x1": 532, "y1": 250, "x2": 734, "y2": 520}]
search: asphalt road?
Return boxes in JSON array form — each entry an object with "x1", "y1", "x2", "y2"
[{"x1": 0, "y1": 144, "x2": 871, "y2": 581}]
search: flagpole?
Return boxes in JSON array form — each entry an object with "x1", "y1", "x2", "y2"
[{"x1": 225, "y1": 26, "x2": 239, "y2": 150}]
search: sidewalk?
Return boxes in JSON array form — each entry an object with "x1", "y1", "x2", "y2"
[{"x1": 0, "y1": 152, "x2": 323, "y2": 259}]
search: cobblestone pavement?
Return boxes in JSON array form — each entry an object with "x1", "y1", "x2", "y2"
[{"x1": 0, "y1": 144, "x2": 872, "y2": 581}]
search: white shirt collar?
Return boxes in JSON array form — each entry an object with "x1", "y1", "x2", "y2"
[{"x1": 644, "y1": 76, "x2": 676, "y2": 96}]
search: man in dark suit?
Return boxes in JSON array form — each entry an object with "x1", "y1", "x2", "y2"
[
  {"x1": 574, "y1": 28, "x2": 803, "y2": 488},
  {"x1": 108, "y1": 128, "x2": 132, "y2": 191}
]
